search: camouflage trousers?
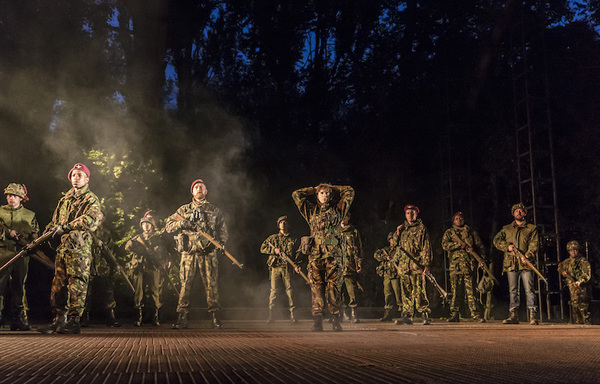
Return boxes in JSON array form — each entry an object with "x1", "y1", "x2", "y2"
[
  {"x1": 85, "y1": 274, "x2": 117, "y2": 311},
  {"x1": 383, "y1": 276, "x2": 402, "y2": 311},
  {"x1": 0, "y1": 254, "x2": 29, "y2": 313},
  {"x1": 308, "y1": 257, "x2": 342, "y2": 317},
  {"x1": 50, "y1": 231, "x2": 93, "y2": 317},
  {"x1": 341, "y1": 274, "x2": 359, "y2": 308},
  {"x1": 449, "y1": 272, "x2": 479, "y2": 317},
  {"x1": 177, "y1": 250, "x2": 220, "y2": 314},
  {"x1": 568, "y1": 285, "x2": 590, "y2": 324},
  {"x1": 268, "y1": 266, "x2": 295, "y2": 311},
  {"x1": 400, "y1": 273, "x2": 430, "y2": 316},
  {"x1": 133, "y1": 268, "x2": 162, "y2": 309}
]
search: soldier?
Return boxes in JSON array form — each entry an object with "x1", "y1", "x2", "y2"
[
  {"x1": 0, "y1": 183, "x2": 39, "y2": 331},
  {"x1": 83, "y1": 213, "x2": 121, "y2": 327},
  {"x1": 374, "y1": 232, "x2": 401, "y2": 322},
  {"x1": 441, "y1": 212, "x2": 486, "y2": 323},
  {"x1": 166, "y1": 179, "x2": 228, "y2": 329},
  {"x1": 125, "y1": 211, "x2": 170, "y2": 327},
  {"x1": 340, "y1": 213, "x2": 363, "y2": 323},
  {"x1": 493, "y1": 203, "x2": 539, "y2": 325},
  {"x1": 39, "y1": 163, "x2": 102, "y2": 334},
  {"x1": 292, "y1": 183, "x2": 354, "y2": 332},
  {"x1": 393, "y1": 204, "x2": 433, "y2": 325},
  {"x1": 260, "y1": 215, "x2": 298, "y2": 324},
  {"x1": 558, "y1": 241, "x2": 591, "y2": 325}
]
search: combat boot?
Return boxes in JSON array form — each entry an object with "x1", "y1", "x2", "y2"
[
  {"x1": 379, "y1": 309, "x2": 393, "y2": 322},
  {"x1": 211, "y1": 312, "x2": 223, "y2": 329},
  {"x1": 172, "y1": 312, "x2": 188, "y2": 329},
  {"x1": 422, "y1": 312, "x2": 431, "y2": 325},
  {"x1": 350, "y1": 308, "x2": 360, "y2": 324},
  {"x1": 106, "y1": 309, "x2": 121, "y2": 327},
  {"x1": 266, "y1": 309, "x2": 275, "y2": 324},
  {"x1": 80, "y1": 310, "x2": 90, "y2": 328},
  {"x1": 290, "y1": 309, "x2": 298, "y2": 324},
  {"x1": 10, "y1": 310, "x2": 31, "y2": 331},
  {"x1": 473, "y1": 315, "x2": 486, "y2": 323},
  {"x1": 134, "y1": 308, "x2": 143, "y2": 327},
  {"x1": 342, "y1": 309, "x2": 350, "y2": 322},
  {"x1": 152, "y1": 309, "x2": 160, "y2": 326},
  {"x1": 311, "y1": 316, "x2": 323, "y2": 332},
  {"x1": 38, "y1": 313, "x2": 67, "y2": 334},
  {"x1": 395, "y1": 312, "x2": 413, "y2": 325},
  {"x1": 528, "y1": 307, "x2": 538, "y2": 325},
  {"x1": 502, "y1": 308, "x2": 519, "y2": 324},
  {"x1": 56, "y1": 315, "x2": 81, "y2": 334},
  {"x1": 332, "y1": 315, "x2": 343, "y2": 332},
  {"x1": 447, "y1": 311, "x2": 460, "y2": 323}
]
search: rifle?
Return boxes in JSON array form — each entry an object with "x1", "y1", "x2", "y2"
[
  {"x1": 396, "y1": 245, "x2": 448, "y2": 301},
  {"x1": 134, "y1": 236, "x2": 181, "y2": 296},
  {"x1": 512, "y1": 247, "x2": 548, "y2": 285},
  {"x1": 172, "y1": 213, "x2": 243, "y2": 269},
  {"x1": 90, "y1": 232, "x2": 136, "y2": 295},
  {"x1": 0, "y1": 221, "x2": 54, "y2": 270},
  {"x1": 451, "y1": 232, "x2": 499, "y2": 285},
  {"x1": 280, "y1": 250, "x2": 310, "y2": 284},
  {"x1": 0, "y1": 227, "x2": 58, "y2": 274}
]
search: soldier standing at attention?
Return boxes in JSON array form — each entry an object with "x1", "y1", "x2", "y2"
[
  {"x1": 374, "y1": 232, "x2": 401, "y2": 322},
  {"x1": 493, "y1": 203, "x2": 539, "y2": 325},
  {"x1": 292, "y1": 183, "x2": 354, "y2": 332},
  {"x1": 393, "y1": 204, "x2": 433, "y2": 325},
  {"x1": 260, "y1": 215, "x2": 298, "y2": 324},
  {"x1": 441, "y1": 211, "x2": 486, "y2": 323},
  {"x1": 558, "y1": 240, "x2": 591, "y2": 324},
  {"x1": 166, "y1": 179, "x2": 228, "y2": 329},
  {"x1": 39, "y1": 163, "x2": 102, "y2": 334},
  {"x1": 340, "y1": 213, "x2": 363, "y2": 323},
  {"x1": 0, "y1": 183, "x2": 39, "y2": 331},
  {"x1": 125, "y1": 211, "x2": 169, "y2": 327}
]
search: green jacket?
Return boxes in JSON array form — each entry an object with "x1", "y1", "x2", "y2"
[
  {"x1": 341, "y1": 225, "x2": 363, "y2": 275},
  {"x1": 558, "y1": 256, "x2": 591, "y2": 286},
  {"x1": 493, "y1": 221, "x2": 538, "y2": 272},
  {"x1": 46, "y1": 186, "x2": 102, "y2": 233},
  {"x1": 374, "y1": 245, "x2": 399, "y2": 278},
  {"x1": 260, "y1": 232, "x2": 297, "y2": 268},
  {"x1": 441, "y1": 225, "x2": 485, "y2": 275},
  {"x1": 125, "y1": 229, "x2": 170, "y2": 273},
  {"x1": 392, "y1": 218, "x2": 433, "y2": 274},
  {"x1": 0, "y1": 204, "x2": 39, "y2": 262}
]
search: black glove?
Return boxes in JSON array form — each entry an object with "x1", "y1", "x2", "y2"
[{"x1": 181, "y1": 220, "x2": 194, "y2": 230}]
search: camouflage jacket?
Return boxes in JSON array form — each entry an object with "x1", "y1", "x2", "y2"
[
  {"x1": 558, "y1": 256, "x2": 591, "y2": 286},
  {"x1": 90, "y1": 224, "x2": 115, "y2": 276},
  {"x1": 165, "y1": 199, "x2": 228, "y2": 254},
  {"x1": 392, "y1": 219, "x2": 433, "y2": 274},
  {"x1": 374, "y1": 244, "x2": 399, "y2": 278},
  {"x1": 45, "y1": 186, "x2": 102, "y2": 240},
  {"x1": 260, "y1": 232, "x2": 297, "y2": 269},
  {"x1": 292, "y1": 185, "x2": 354, "y2": 260},
  {"x1": 341, "y1": 225, "x2": 363, "y2": 275},
  {"x1": 125, "y1": 229, "x2": 170, "y2": 272},
  {"x1": 493, "y1": 221, "x2": 538, "y2": 272},
  {"x1": 0, "y1": 204, "x2": 39, "y2": 253},
  {"x1": 442, "y1": 225, "x2": 485, "y2": 275}
]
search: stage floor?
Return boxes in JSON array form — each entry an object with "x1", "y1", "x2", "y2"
[{"x1": 0, "y1": 319, "x2": 598, "y2": 383}]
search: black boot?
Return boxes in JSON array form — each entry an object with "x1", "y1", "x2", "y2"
[
  {"x1": 395, "y1": 312, "x2": 413, "y2": 325},
  {"x1": 422, "y1": 312, "x2": 431, "y2": 325},
  {"x1": 266, "y1": 309, "x2": 275, "y2": 324},
  {"x1": 311, "y1": 316, "x2": 323, "y2": 332},
  {"x1": 56, "y1": 315, "x2": 81, "y2": 334},
  {"x1": 447, "y1": 311, "x2": 460, "y2": 323},
  {"x1": 332, "y1": 315, "x2": 343, "y2": 332},
  {"x1": 290, "y1": 309, "x2": 298, "y2": 324},
  {"x1": 80, "y1": 310, "x2": 90, "y2": 328},
  {"x1": 211, "y1": 312, "x2": 223, "y2": 329},
  {"x1": 106, "y1": 309, "x2": 121, "y2": 327},
  {"x1": 38, "y1": 313, "x2": 67, "y2": 334},
  {"x1": 379, "y1": 309, "x2": 393, "y2": 322},
  {"x1": 134, "y1": 308, "x2": 143, "y2": 327},
  {"x1": 502, "y1": 308, "x2": 519, "y2": 324},
  {"x1": 350, "y1": 308, "x2": 360, "y2": 324},
  {"x1": 473, "y1": 314, "x2": 486, "y2": 323},
  {"x1": 10, "y1": 310, "x2": 31, "y2": 331},
  {"x1": 172, "y1": 312, "x2": 188, "y2": 329},
  {"x1": 529, "y1": 307, "x2": 539, "y2": 325},
  {"x1": 152, "y1": 309, "x2": 160, "y2": 326}
]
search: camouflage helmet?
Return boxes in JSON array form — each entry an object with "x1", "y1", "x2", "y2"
[
  {"x1": 140, "y1": 210, "x2": 157, "y2": 229},
  {"x1": 276, "y1": 215, "x2": 288, "y2": 227},
  {"x1": 4, "y1": 183, "x2": 29, "y2": 201},
  {"x1": 566, "y1": 240, "x2": 580, "y2": 251},
  {"x1": 511, "y1": 203, "x2": 527, "y2": 215},
  {"x1": 387, "y1": 232, "x2": 394, "y2": 241}
]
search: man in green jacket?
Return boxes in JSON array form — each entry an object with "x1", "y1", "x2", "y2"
[
  {"x1": 0, "y1": 183, "x2": 39, "y2": 331},
  {"x1": 558, "y1": 240, "x2": 591, "y2": 324},
  {"x1": 493, "y1": 203, "x2": 539, "y2": 325},
  {"x1": 374, "y1": 232, "x2": 401, "y2": 322}
]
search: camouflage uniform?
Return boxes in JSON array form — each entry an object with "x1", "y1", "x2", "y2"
[
  {"x1": 85, "y1": 223, "x2": 118, "y2": 323},
  {"x1": 166, "y1": 199, "x2": 228, "y2": 318},
  {"x1": 392, "y1": 218, "x2": 433, "y2": 319},
  {"x1": 46, "y1": 185, "x2": 102, "y2": 319},
  {"x1": 292, "y1": 185, "x2": 354, "y2": 328},
  {"x1": 374, "y1": 233, "x2": 401, "y2": 320},
  {"x1": 260, "y1": 230, "x2": 297, "y2": 315},
  {"x1": 340, "y1": 224, "x2": 363, "y2": 321},
  {"x1": 0, "y1": 184, "x2": 39, "y2": 329},
  {"x1": 558, "y1": 241, "x2": 591, "y2": 324},
  {"x1": 441, "y1": 224, "x2": 485, "y2": 320}
]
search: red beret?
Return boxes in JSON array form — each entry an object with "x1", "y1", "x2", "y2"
[
  {"x1": 452, "y1": 211, "x2": 464, "y2": 220},
  {"x1": 404, "y1": 204, "x2": 420, "y2": 214},
  {"x1": 190, "y1": 179, "x2": 205, "y2": 195},
  {"x1": 144, "y1": 210, "x2": 155, "y2": 217},
  {"x1": 68, "y1": 163, "x2": 90, "y2": 180}
]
